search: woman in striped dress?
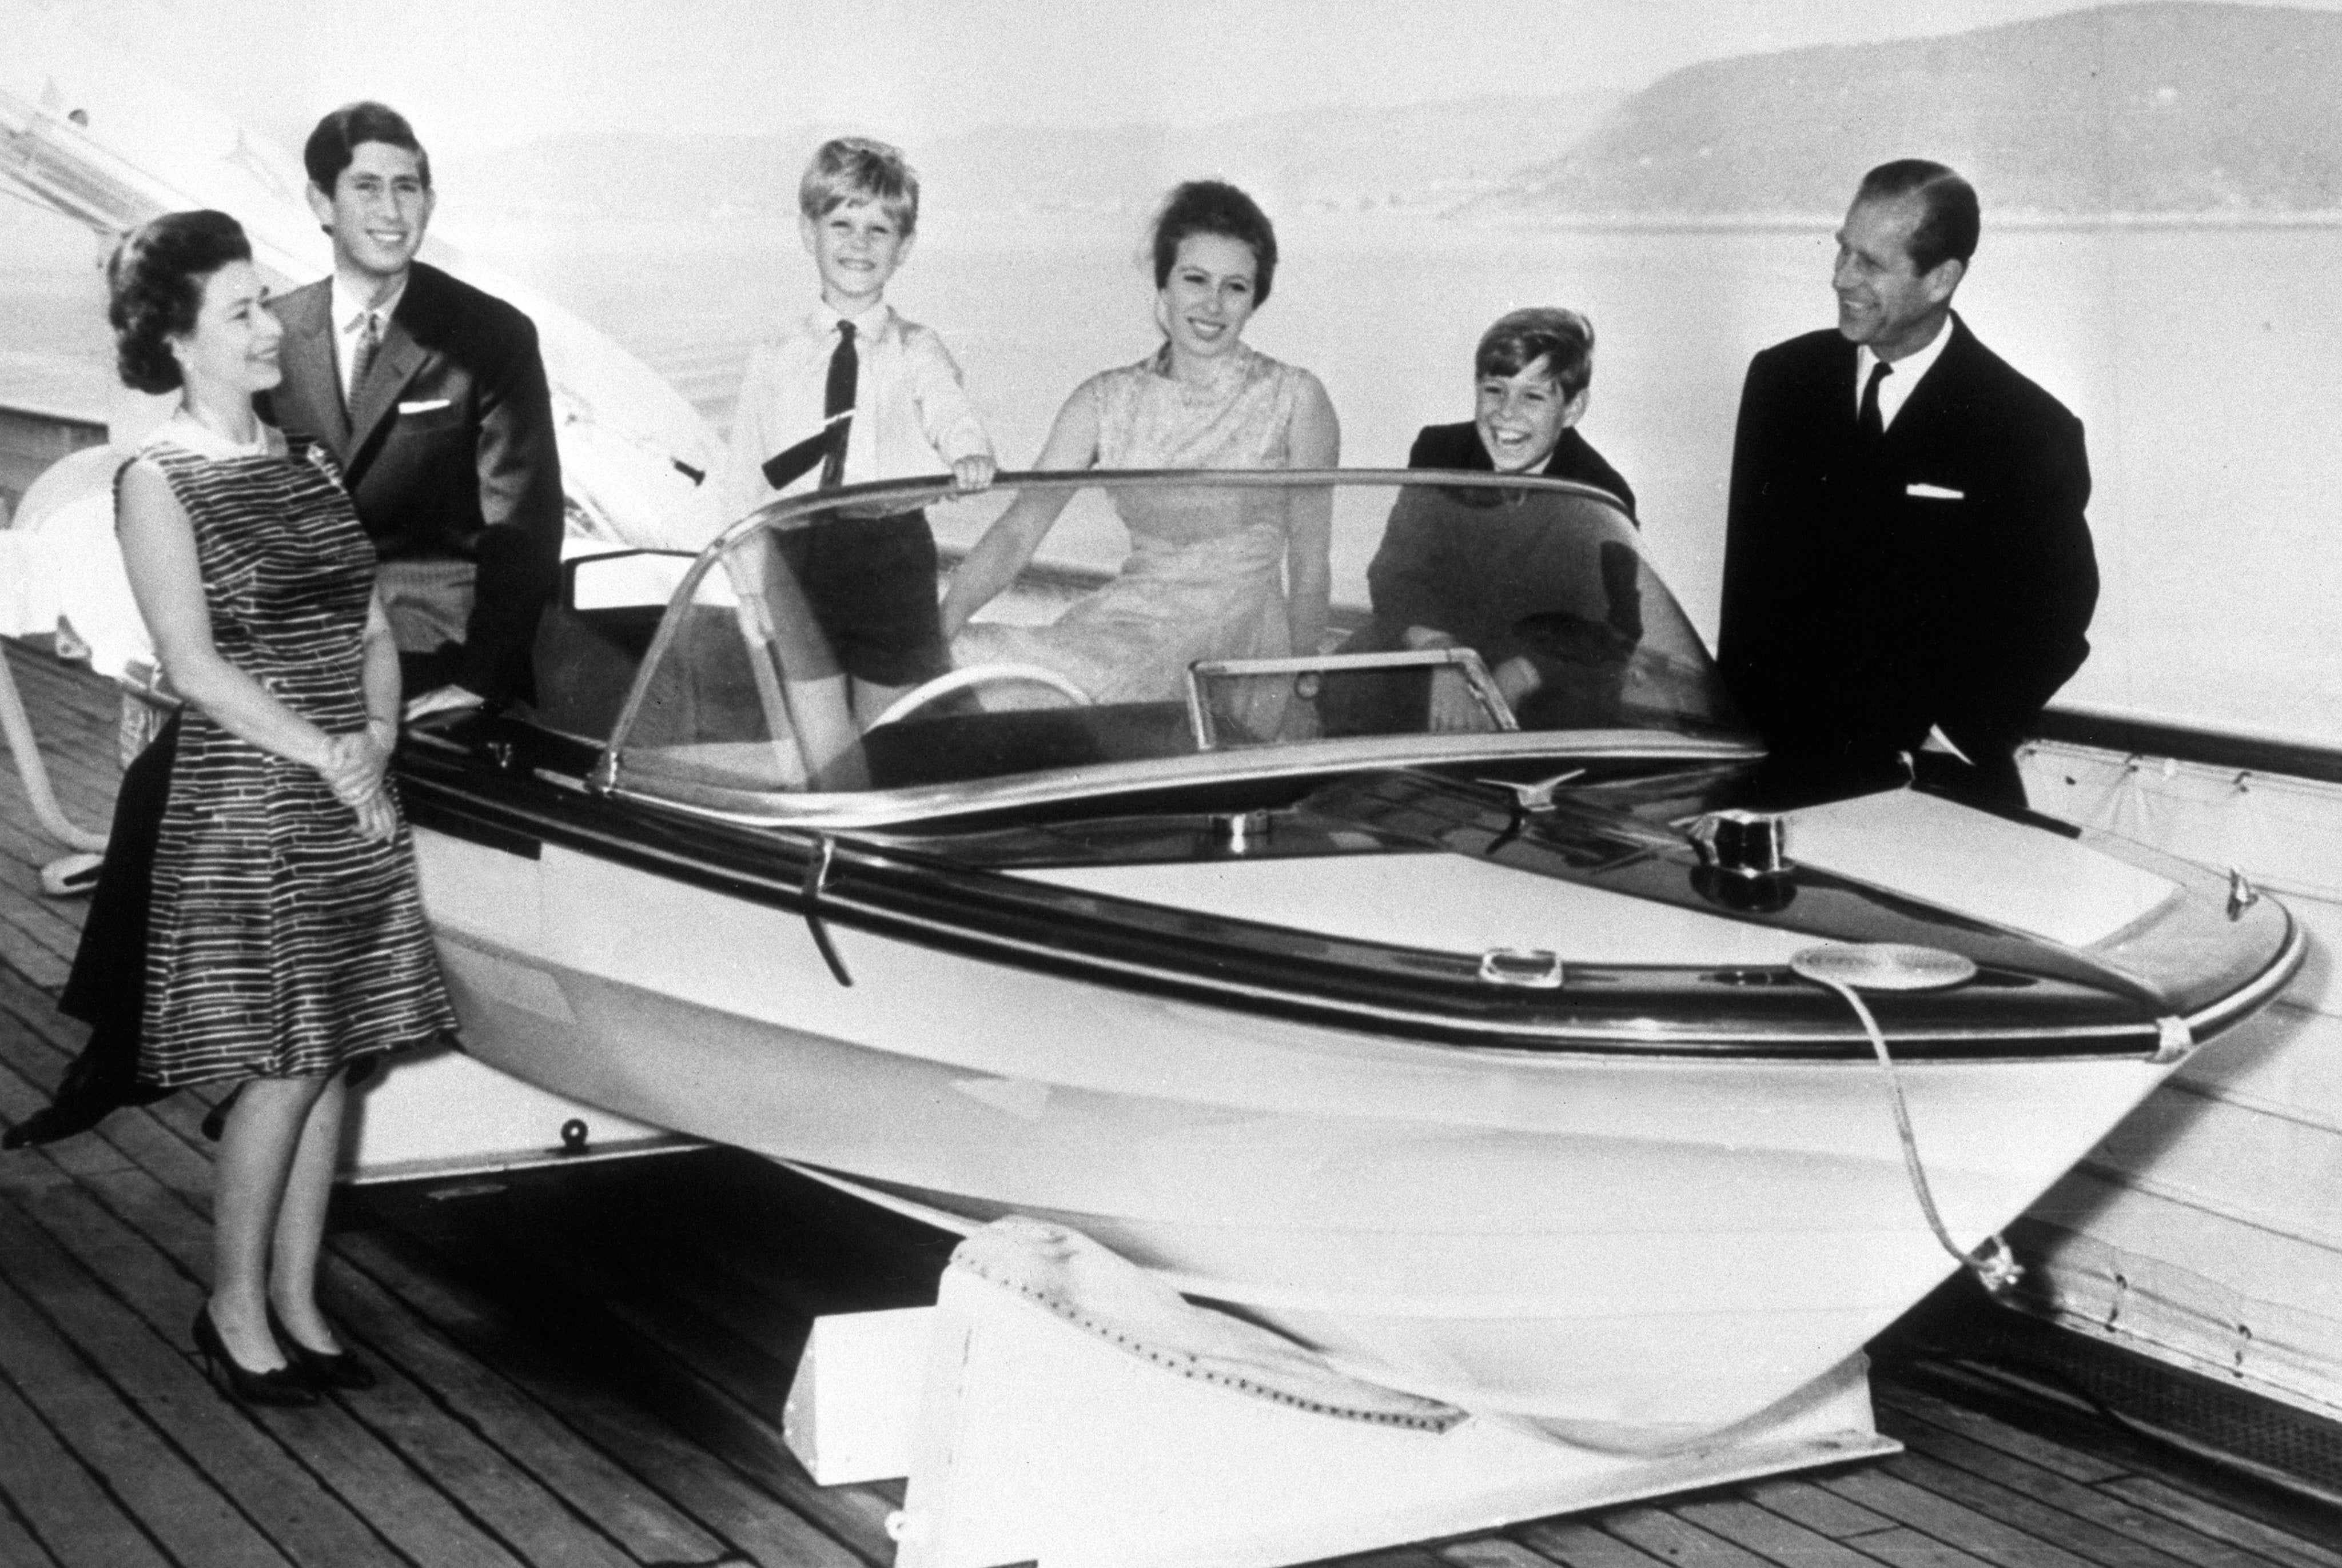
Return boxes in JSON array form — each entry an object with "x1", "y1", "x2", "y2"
[{"x1": 109, "y1": 211, "x2": 456, "y2": 1404}]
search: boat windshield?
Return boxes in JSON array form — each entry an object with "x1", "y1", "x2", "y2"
[{"x1": 568, "y1": 472, "x2": 1748, "y2": 807}]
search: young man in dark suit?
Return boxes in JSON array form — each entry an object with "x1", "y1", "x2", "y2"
[
  {"x1": 264, "y1": 100, "x2": 563, "y2": 719},
  {"x1": 1718, "y1": 159, "x2": 2097, "y2": 809}
]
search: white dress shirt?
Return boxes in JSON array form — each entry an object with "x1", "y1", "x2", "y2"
[
  {"x1": 722, "y1": 300, "x2": 993, "y2": 520},
  {"x1": 329, "y1": 273, "x2": 409, "y2": 405},
  {"x1": 1855, "y1": 314, "x2": 1952, "y2": 432}
]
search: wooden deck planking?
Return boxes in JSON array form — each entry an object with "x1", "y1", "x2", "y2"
[
  {"x1": 0, "y1": 1362, "x2": 182, "y2": 1568},
  {"x1": 0, "y1": 1195, "x2": 404, "y2": 1568},
  {"x1": 1878, "y1": 1410, "x2": 2280, "y2": 1568},
  {"x1": 9, "y1": 635, "x2": 2342, "y2": 1568},
  {"x1": 0, "y1": 1263, "x2": 297, "y2": 1568}
]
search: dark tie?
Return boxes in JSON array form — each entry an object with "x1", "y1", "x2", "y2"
[
  {"x1": 762, "y1": 321, "x2": 860, "y2": 492},
  {"x1": 819, "y1": 320, "x2": 857, "y2": 489},
  {"x1": 1858, "y1": 358, "x2": 1891, "y2": 442}
]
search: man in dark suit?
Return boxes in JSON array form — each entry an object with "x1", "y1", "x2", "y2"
[
  {"x1": 1718, "y1": 159, "x2": 2097, "y2": 808},
  {"x1": 263, "y1": 100, "x2": 563, "y2": 717}
]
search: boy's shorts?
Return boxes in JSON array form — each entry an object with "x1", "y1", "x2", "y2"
[{"x1": 772, "y1": 510, "x2": 949, "y2": 689}]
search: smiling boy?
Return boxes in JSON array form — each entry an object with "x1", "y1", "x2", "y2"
[
  {"x1": 721, "y1": 136, "x2": 996, "y2": 725},
  {"x1": 1408, "y1": 307, "x2": 1634, "y2": 514}
]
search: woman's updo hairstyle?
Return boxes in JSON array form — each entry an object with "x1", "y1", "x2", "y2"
[
  {"x1": 1149, "y1": 180, "x2": 1278, "y2": 306},
  {"x1": 107, "y1": 210, "x2": 254, "y2": 395}
]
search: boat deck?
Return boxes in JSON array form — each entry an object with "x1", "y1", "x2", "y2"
[{"x1": 5, "y1": 636, "x2": 2341, "y2": 1568}]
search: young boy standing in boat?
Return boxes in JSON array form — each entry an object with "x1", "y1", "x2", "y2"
[{"x1": 721, "y1": 137, "x2": 995, "y2": 731}]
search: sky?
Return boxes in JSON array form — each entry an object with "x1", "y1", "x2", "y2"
[{"x1": 33, "y1": 0, "x2": 2342, "y2": 154}]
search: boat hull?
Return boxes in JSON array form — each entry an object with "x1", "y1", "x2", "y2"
[{"x1": 415, "y1": 825, "x2": 2198, "y2": 1449}]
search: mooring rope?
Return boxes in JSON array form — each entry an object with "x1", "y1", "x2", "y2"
[{"x1": 1802, "y1": 964, "x2": 2024, "y2": 1294}]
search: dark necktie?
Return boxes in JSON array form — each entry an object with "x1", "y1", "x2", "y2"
[
  {"x1": 819, "y1": 320, "x2": 857, "y2": 489},
  {"x1": 760, "y1": 320, "x2": 860, "y2": 492},
  {"x1": 1858, "y1": 358, "x2": 1892, "y2": 442},
  {"x1": 348, "y1": 310, "x2": 380, "y2": 406}
]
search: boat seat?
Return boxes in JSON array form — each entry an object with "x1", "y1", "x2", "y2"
[{"x1": 863, "y1": 701, "x2": 1198, "y2": 789}]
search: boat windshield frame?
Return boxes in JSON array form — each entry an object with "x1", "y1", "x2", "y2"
[{"x1": 588, "y1": 468, "x2": 1760, "y2": 828}]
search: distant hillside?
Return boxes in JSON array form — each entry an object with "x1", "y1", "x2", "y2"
[
  {"x1": 1485, "y1": 2, "x2": 2342, "y2": 218},
  {"x1": 456, "y1": 93, "x2": 1620, "y2": 227}
]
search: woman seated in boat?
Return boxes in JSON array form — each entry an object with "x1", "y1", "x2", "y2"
[
  {"x1": 938, "y1": 181, "x2": 1340, "y2": 732},
  {"x1": 1329, "y1": 308, "x2": 1642, "y2": 733}
]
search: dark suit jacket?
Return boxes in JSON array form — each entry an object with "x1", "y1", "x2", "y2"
[
  {"x1": 1336, "y1": 420, "x2": 1642, "y2": 719},
  {"x1": 1407, "y1": 421, "x2": 1636, "y2": 519},
  {"x1": 261, "y1": 261, "x2": 563, "y2": 704},
  {"x1": 1717, "y1": 314, "x2": 2097, "y2": 797}
]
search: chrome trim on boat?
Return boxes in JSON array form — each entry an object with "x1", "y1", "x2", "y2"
[
  {"x1": 2171, "y1": 917, "x2": 2307, "y2": 1047},
  {"x1": 799, "y1": 833, "x2": 852, "y2": 988},
  {"x1": 597, "y1": 728, "x2": 1757, "y2": 831}
]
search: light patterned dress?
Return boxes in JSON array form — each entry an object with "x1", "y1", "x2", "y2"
[
  {"x1": 955, "y1": 343, "x2": 1316, "y2": 707},
  {"x1": 136, "y1": 417, "x2": 456, "y2": 1088}
]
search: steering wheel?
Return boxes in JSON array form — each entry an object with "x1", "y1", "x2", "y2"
[{"x1": 867, "y1": 663, "x2": 1092, "y2": 729}]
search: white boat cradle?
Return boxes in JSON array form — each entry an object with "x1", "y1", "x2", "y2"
[{"x1": 785, "y1": 1215, "x2": 1895, "y2": 1568}]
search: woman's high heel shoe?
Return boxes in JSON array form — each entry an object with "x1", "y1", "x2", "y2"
[
  {"x1": 191, "y1": 1304, "x2": 317, "y2": 1406},
  {"x1": 267, "y1": 1304, "x2": 377, "y2": 1391}
]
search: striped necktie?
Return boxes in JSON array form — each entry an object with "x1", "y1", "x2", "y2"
[{"x1": 348, "y1": 310, "x2": 381, "y2": 405}]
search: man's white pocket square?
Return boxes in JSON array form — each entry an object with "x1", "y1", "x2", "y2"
[
  {"x1": 1906, "y1": 482, "x2": 1964, "y2": 500},
  {"x1": 397, "y1": 398, "x2": 452, "y2": 414}
]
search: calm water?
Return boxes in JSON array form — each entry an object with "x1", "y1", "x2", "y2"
[{"x1": 10, "y1": 211, "x2": 2338, "y2": 742}]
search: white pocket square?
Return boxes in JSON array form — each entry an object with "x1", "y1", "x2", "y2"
[
  {"x1": 397, "y1": 398, "x2": 451, "y2": 414},
  {"x1": 1906, "y1": 482, "x2": 1964, "y2": 500}
]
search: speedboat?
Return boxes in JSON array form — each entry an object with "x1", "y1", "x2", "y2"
[{"x1": 392, "y1": 468, "x2": 2303, "y2": 1453}]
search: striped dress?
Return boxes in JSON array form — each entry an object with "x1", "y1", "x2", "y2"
[{"x1": 137, "y1": 418, "x2": 456, "y2": 1088}]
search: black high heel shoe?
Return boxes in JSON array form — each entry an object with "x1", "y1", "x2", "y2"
[
  {"x1": 191, "y1": 1304, "x2": 317, "y2": 1406},
  {"x1": 267, "y1": 1304, "x2": 377, "y2": 1391}
]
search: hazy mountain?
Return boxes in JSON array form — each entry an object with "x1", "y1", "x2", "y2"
[
  {"x1": 454, "y1": 93, "x2": 1619, "y2": 227},
  {"x1": 1482, "y1": 2, "x2": 2342, "y2": 219}
]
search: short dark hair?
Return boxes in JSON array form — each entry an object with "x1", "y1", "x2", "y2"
[
  {"x1": 304, "y1": 101, "x2": 431, "y2": 193},
  {"x1": 1475, "y1": 307, "x2": 1596, "y2": 398},
  {"x1": 1150, "y1": 180, "x2": 1278, "y2": 306},
  {"x1": 107, "y1": 210, "x2": 253, "y2": 395},
  {"x1": 1855, "y1": 158, "x2": 1978, "y2": 274},
  {"x1": 799, "y1": 137, "x2": 919, "y2": 235}
]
